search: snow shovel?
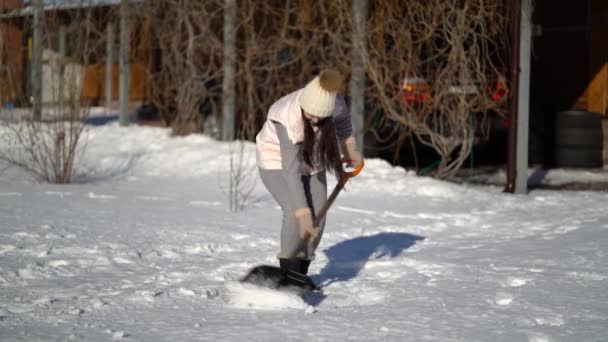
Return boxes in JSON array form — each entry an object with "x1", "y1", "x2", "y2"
[
  {"x1": 240, "y1": 160, "x2": 365, "y2": 293},
  {"x1": 304, "y1": 159, "x2": 366, "y2": 244}
]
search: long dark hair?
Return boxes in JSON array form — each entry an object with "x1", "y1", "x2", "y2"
[{"x1": 299, "y1": 113, "x2": 344, "y2": 178}]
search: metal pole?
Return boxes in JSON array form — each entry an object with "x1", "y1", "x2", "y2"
[
  {"x1": 515, "y1": 0, "x2": 532, "y2": 194},
  {"x1": 504, "y1": 0, "x2": 521, "y2": 193},
  {"x1": 106, "y1": 22, "x2": 114, "y2": 115},
  {"x1": 221, "y1": 0, "x2": 236, "y2": 141},
  {"x1": 32, "y1": 0, "x2": 43, "y2": 120},
  {"x1": 350, "y1": 0, "x2": 367, "y2": 153},
  {"x1": 119, "y1": 0, "x2": 130, "y2": 126}
]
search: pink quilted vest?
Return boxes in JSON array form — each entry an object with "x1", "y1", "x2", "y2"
[{"x1": 256, "y1": 89, "x2": 325, "y2": 174}]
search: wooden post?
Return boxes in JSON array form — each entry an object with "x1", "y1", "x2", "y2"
[
  {"x1": 32, "y1": 0, "x2": 43, "y2": 120},
  {"x1": 221, "y1": 0, "x2": 236, "y2": 141},
  {"x1": 505, "y1": 0, "x2": 532, "y2": 194},
  {"x1": 119, "y1": 0, "x2": 130, "y2": 126},
  {"x1": 589, "y1": 0, "x2": 607, "y2": 166},
  {"x1": 106, "y1": 22, "x2": 114, "y2": 115},
  {"x1": 505, "y1": 0, "x2": 520, "y2": 193},
  {"x1": 589, "y1": 0, "x2": 607, "y2": 115},
  {"x1": 350, "y1": 0, "x2": 367, "y2": 154},
  {"x1": 515, "y1": 0, "x2": 532, "y2": 194},
  {"x1": 0, "y1": 19, "x2": 4, "y2": 106},
  {"x1": 603, "y1": 118, "x2": 608, "y2": 166}
]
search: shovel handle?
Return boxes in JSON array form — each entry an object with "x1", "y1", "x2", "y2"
[
  {"x1": 339, "y1": 159, "x2": 365, "y2": 186},
  {"x1": 293, "y1": 160, "x2": 365, "y2": 257},
  {"x1": 313, "y1": 159, "x2": 365, "y2": 227}
]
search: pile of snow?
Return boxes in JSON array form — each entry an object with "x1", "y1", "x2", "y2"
[
  {"x1": 456, "y1": 166, "x2": 608, "y2": 187},
  {"x1": 224, "y1": 282, "x2": 308, "y2": 311}
]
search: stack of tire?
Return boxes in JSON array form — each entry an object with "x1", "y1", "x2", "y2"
[{"x1": 554, "y1": 110, "x2": 604, "y2": 168}]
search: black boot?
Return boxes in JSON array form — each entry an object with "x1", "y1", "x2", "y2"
[
  {"x1": 279, "y1": 258, "x2": 319, "y2": 291},
  {"x1": 299, "y1": 259, "x2": 311, "y2": 275},
  {"x1": 279, "y1": 258, "x2": 309, "y2": 274},
  {"x1": 279, "y1": 258, "x2": 297, "y2": 274}
]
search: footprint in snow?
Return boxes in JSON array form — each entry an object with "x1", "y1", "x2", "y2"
[
  {"x1": 542, "y1": 224, "x2": 580, "y2": 239},
  {"x1": 112, "y1": 257, "x2": 133, "y2": 264},
  {"x1": 0, "y1": 244, "x2": 17, "y2": 255},
  {"x1": 528, "y1": 333, "x2": 552, "y2": 342},
  {"x1": 45, "y1": 191, "x2": 72, "y2": 198},
  {"x1": 31, "y1": 246, "x2": 52, "y2": 257},
  {"x1": 182, "y1": 243, "x2": 235, "y2": 255},
  {"x1": 491, "y1": 265, "x2": 521, "y2": 272},
  {"x1": 176, "y1": 287, "x2": 197, "y2": 297},
  {"x1": 503, "y1": 277, "x2": 530, "y2": 288},
  {"x1": 325, "y1": 284, "x2": 386, "y2": 307},
  {"x1": 13, "y1": 232, "x2": 39, "y2": 239},
  {"x1": 188, "y1": 200, "x2": 223, "y2": 207},
  {"x1": 494, "y1": 292, "x2": 514, "y2": 306},
  {"x1": 136, "y1": 196, "x2": 171, "y2": 201},
  {"x1": 566, "y1": 271, "x2": 607, "y2": 281},
  {"x1": 534, "y1": 315, "x2": 565, "y2": 327},
  {"x1": 231, "y1": 233, "x2": 249, "y2": 241},
  {"x1": 0, "y1": 192, "x2": 21, "y2": 197},
  {"x1": 87, "y1": 192, "x2": 117, "y2": 200},
  {"x1": 335, "y1": 205, "x2": 375, "y2": 215},
  {"x1": 48, "y1": 260, "x2": 70, "y2": 268}
]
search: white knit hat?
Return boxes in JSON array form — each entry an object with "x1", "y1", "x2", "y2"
[{"x1": 298, "y1": 69, "x2": 344, "y2": 118}]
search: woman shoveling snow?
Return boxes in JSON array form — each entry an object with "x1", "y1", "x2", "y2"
[{"x1": 241, "y1": 69, "x2": 364, "y2": 294}]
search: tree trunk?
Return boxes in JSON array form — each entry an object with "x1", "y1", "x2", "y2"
[
  {"x1": 119, "y1": 0, "x2": 130, "y2": 126},
  {"x1": 32, "y1": 0, "x2": 43, "y2": 121},
  {"x1": 221, "y1": 0, "x2": 236, "y2": 141},
  {"x1": 504, "y1": 0, "x2": 521, "y2": 193},
  {"x1": 106, "y1": 22, "x2": 114, "y2": 115},
  {"x1": 59, "y1": 26, "x2": 66, "y2": 114},
  {"x1": 350, "y1": 0, "x2": 367, "y2": 154},
  {"x1": 515, "y1": 0, "x2": 532, "y2": 194},
  {"x1": 505, "y1": 0, "x2": 532, "y2": 194}
]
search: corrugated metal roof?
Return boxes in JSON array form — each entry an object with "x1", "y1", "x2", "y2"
[{"x1": 1, "y1": 0, "x2": 122, "y2": 19}]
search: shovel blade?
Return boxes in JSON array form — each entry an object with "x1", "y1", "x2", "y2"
[{"x1": 240, "y1": 265, "x2": 318, "y2": 296}]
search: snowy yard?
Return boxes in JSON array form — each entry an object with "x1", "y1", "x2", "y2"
[{"x1": 1, "y1": 123, "x2": 607, "y2": 341}]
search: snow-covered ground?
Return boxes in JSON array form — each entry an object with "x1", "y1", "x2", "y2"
[{"x1": 1, "y1": 122, "x2": 607, "y2": 341}]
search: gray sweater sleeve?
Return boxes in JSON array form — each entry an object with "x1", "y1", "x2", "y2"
[
  {"x1": 333, "y1": 95, "x2": 353, "y2": 140},
  {"x1": 274, "y1": 121, "x2": 308, "y2": 210}
]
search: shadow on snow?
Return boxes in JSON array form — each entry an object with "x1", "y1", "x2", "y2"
[
  {"x1": 304, "y1": 232, "x2": 424, "y2": 307},
  {"x1": 305, "y1": 232, "x2": 424, "y2": 306}
]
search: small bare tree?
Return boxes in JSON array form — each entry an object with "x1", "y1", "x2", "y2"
[
  {"x1": 226, "y1": 134, "x2": 257, "y2": 212},
  {"x1": 0, "y1": 100, "x2": 89, "y2": 184}
]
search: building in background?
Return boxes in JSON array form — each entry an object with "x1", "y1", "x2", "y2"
[{"x1": 0, "y1": 0, "x2": 150, "y2": 108}]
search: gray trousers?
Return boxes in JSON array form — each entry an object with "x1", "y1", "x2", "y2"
[{"x1": 259, "y1": 168, "x2": 327, "y2": 259}]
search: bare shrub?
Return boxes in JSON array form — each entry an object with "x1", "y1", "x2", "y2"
[
  {"x1": 0, "y1": 105, "x2": 88, "y2": 184},
  {"x1": 225, "y1": 136, "x2": 257, "y2": 212}
]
